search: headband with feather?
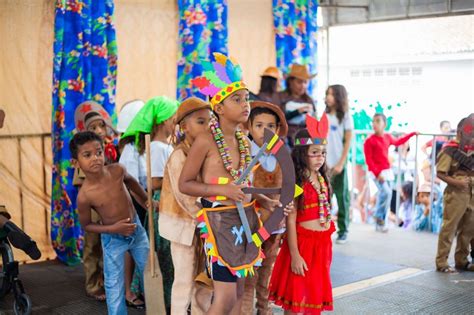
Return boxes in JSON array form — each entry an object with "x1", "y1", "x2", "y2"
[
  {"x1": 191, "y1": 52, "x2": 247, "y2": 109},
  {"x1": 294, "y1": 114, "x2": 329, "y2": 146}
]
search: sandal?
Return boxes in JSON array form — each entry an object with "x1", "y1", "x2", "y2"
[
  {"x1": 86, "y1": 292, "x2": 106, "y2": 302},
  {"x1": 126, "y1": 297, "x2": 146, "y2": 309},
  {"x1": 437, "y1": 266, "x2": 458, "y2": 274},
  {"x1": 455, "y1": 262, "x2": 474, "y2": 272}
]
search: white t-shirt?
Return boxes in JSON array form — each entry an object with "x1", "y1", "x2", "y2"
[
  {"x1": 326, "y1": 112, "x2": 354, "y2": 168},
  {"x1": 150, "y1": 141, "x2": 173, "y2": 178},
  {"x1": 119, "y1": 143, "x2": 147, "y2": 188}
]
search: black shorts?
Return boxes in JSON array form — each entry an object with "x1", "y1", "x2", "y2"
[{"x1": 207, "y1": 261, "x2": 238, "y2": 283}]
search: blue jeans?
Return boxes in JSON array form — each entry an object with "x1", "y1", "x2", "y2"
[
  {"x1": 101, "y1": 216, "x2": 149, "y2": 315},
  {"x1": 374, "y1": 180, "x2": 393, "y2": 226}
]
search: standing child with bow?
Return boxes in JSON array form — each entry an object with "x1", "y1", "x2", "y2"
[{"x1": 269, "y1": 114, "x2": 335, "y2": 315}]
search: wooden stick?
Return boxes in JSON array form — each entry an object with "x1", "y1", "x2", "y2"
[{"x1": 145, "y1": 134, "x2": 155, "y2": 277}]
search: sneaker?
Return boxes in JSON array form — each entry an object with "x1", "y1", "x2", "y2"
[
  {"x1": 336, "y1": 234, "x2": 348, "y2": 244},
  {"x1": 375, "y1": 224, "x2": 388, "y2": 233}
]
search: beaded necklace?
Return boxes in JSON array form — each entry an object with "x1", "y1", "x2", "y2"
[
  {"x1": 308, "y1": 172, "x2": 331, "y2": 226},
  {"x1": 209, "y1": 114, "x2": 251, "y2": 183}
]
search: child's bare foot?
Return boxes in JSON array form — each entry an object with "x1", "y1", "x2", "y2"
[{"x1": 86, "y1": 290, "x2": 106, "y2": 302}]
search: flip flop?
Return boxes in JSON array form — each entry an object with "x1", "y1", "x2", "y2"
[
  {"x1": 437, "y1": 266, "x2": 458, "y2": 274},
  {"x1": 456, "y1": 263, "x2": 474, "y2": 272},
  {"x1": 126, "y1": 297, "x2": 146, "y2": 309}
]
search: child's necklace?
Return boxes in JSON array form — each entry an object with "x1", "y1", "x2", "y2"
[
  {"x1": 308, "y1": 172, "x2": 332, "y2": 227},
  {"x1": 209, "y1": 114, "x2": 251, "y2": 183}
]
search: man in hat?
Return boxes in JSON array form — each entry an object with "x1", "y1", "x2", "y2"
[{"x1": 277, "y1": 63, "x2": 316, "y2": 146}]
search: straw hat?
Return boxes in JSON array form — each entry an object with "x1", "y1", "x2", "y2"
[
  {"x1": 287, "y1": 63, "x2": 316, "y2": 80},
  {"x1": 245, "y1": 101, "x2": 288, "y2": 137},
  {"x1": 261, "y1": 66, "x2": 280, "y2": 80},
  {"x1": 177, "y1": 97, "x2": 211, "y2": 124}
]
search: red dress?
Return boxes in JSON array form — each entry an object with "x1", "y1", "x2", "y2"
[{"x1": 268, "y1": 181, "x2": 335, "y2": 314}]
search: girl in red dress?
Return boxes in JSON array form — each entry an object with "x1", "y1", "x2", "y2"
[{"x1": 269, "y1": 114, "x2": 335, "y2": 314}]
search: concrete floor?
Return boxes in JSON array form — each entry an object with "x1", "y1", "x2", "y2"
[{"x1": 1, "y1": 222, "x2": 473, "y2": 314}]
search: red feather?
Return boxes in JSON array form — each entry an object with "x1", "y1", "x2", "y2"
[
  {"x1": 305, "y1": 113, "x2": 329, "y2": 140},
  {"x1": 305, "y1": 114, "x2": 318, "y2": 139},
  {"x1": 191, "y1": 77, "x2": 210, "y2": 89},
  {"x1": 318, "y1": 113, "x2": 329, "y2": 139}
]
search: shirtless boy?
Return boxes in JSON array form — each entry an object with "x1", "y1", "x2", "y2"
[
  {"x1": 179, "y1": 53, "x2": 287, "y2": 315},
  {"x1": 70, "y1": 131, "x2": 150, "y2": 315}
]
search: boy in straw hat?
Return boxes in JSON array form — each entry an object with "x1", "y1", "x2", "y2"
[
  {"x1": 278, "y1": 63, "x2": 316, "y2": 146},
  {"x1": 159, "y1": 97, "x2": 213, "y2": 314},
  {"x1": 241, "y1": 100, "x2": 288, "y2": 315},
  {"x1": 180, "y1": 53, "x2": 288, "y2": 314}
]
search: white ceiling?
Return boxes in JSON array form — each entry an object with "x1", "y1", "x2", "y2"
[{"x1": 319, "y1": 0, "x2": 474, "y2": 26}]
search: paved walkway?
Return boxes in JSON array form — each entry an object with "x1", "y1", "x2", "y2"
[{"x1": 1, "y1": 223, "x2": 473, "y2": 314}]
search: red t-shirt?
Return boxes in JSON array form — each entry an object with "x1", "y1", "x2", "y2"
[{"x1": 364, "y1": 132, "x2": 417, "y2": 177}]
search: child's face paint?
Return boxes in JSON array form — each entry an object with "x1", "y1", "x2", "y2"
[
  {"x1": 74, "y1": 140, "x2": 105, "y2": 173},
  {"x1": 306, "y1": 144, "x2": 326, "y2": 171},
  {"x1": 248, "y1": 113, "x2": 278, "y2": 147},
  {"x1": 372, "y1": 116, "x2": 386, "y2": 134},
  {"x1": 182, "y1": 109, "x2": 211, "y2": 144},
  {"x1": 87, "y1": 120, "x2": 107, "y2": 139},
  {"x1": 218, "y1": 89, "x2": 251, "y2": 124}
]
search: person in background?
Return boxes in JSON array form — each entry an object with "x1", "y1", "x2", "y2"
[
  {"x1": 421, "y1": 120, "x2": 452, "y2": 156},
  {"x1": 412, "y1": 184, "x2": 443, "y2": 233},
  {"x1": 277, "y1": 63, "x2": 316, "y2": 146},
  {"x1": 256, "y1": 66, "x2": 281, "y2": 105},
  {"x1": 116, "y1": 100, "x2": 145, "y2": 152},
  {"x1": 389, "y1": 142, "x2": 412, "y2": 225},
  {"x1": 398, "y1": 181, "x2": 414, "y2": 229},
  {"x1": 119, "y1": 96, "x2": 179, "y2": 312},
  {"x1": 435, "y1": 115, "x2": 474, "y2": 273},
  {"x1": 325, "y1": 84, "x2": 353, "y2": 244},
  {"x1": 363, "y1": 113, "x2": 417, "y2": 232}
]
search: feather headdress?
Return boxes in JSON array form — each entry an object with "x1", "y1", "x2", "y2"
[
  {"x1": 294, "y1": 114, "x2": 329, "y2": 146},
  {"x1": 191, "y1": 52, "x2": 247, "y2": 109}
]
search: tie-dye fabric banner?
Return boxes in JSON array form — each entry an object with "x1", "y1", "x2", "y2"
[
  {"x1": 273, "y1": 0, "x2": 318, "y2": 95},
  {"x1": 51, "y1": 0, "x2": 117, "y2": 265},
  {"x1": 176, "y1": 0, "x2": 228, "y2": 101}
]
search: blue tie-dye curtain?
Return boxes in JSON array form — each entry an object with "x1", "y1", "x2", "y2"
[
  {"x1": 51, "y1": 0, "x2": 117, "y2": 265},
  {"x1": 176, "y1": 0, "x2": 228, "y2": 101},
  {"x1": 273, "y1": 0, "x2": 318, "y2": 95}
]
